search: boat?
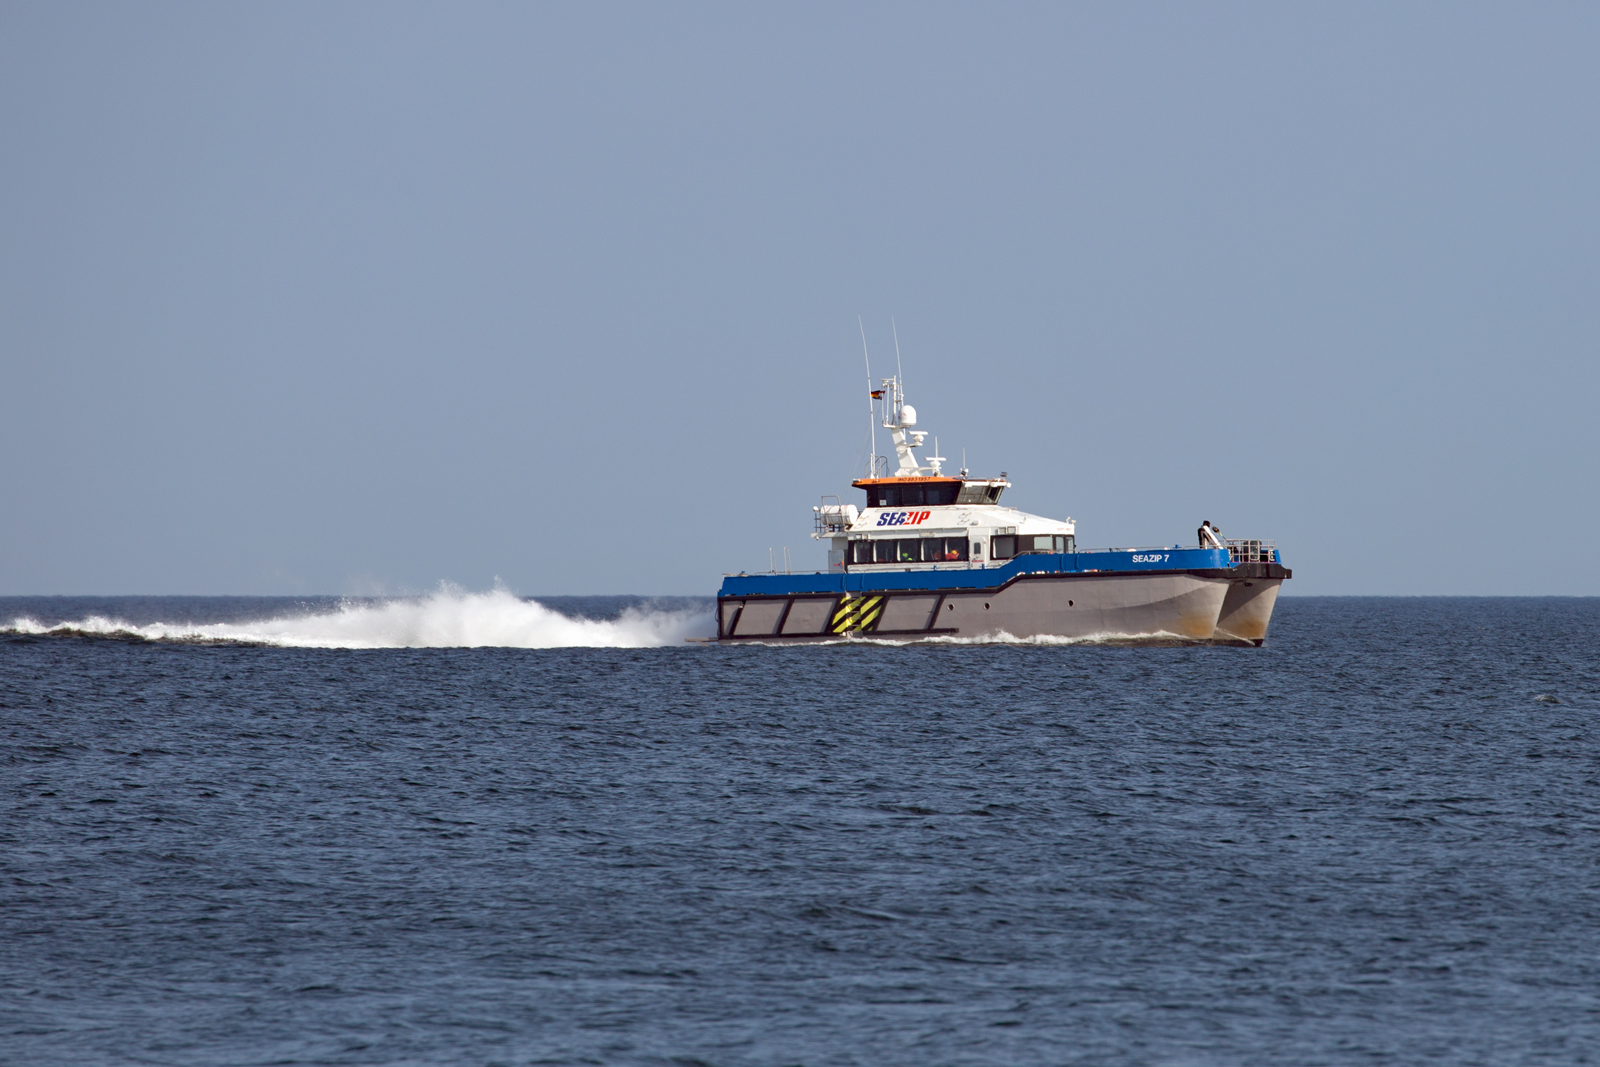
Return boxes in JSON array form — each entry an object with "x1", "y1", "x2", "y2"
[{"x1": 716, "y1": 371, "x2": 1290, "y2": 645}]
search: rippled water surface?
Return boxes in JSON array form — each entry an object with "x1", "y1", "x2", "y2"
[{"x1": 3, "y1": 596, "x2": 1598, "y2": 1066}]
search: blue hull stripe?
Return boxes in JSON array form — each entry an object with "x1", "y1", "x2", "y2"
[{"x1": 718, "y1": 548, "x2": 1242, "y2": 598}]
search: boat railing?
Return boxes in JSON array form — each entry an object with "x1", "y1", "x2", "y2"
[
  {"x1": 722, "y1": 570, "x2": 832, "y2": 577},
  {"x1": 721, "y1": 541, "x2": 1278, "y2": 579},
  {"x1": 1223, "y1": 538, "x2": 1278, "y2": 563},
  {"x1": 1087, "y1": 545, "x2": 1180, "y2": 553}
]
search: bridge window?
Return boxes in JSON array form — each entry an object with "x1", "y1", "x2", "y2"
[
  {"x1": 954, "y1": 483, "x2": 1006, "y2": 505},
  {"x1": 992, "y1": 535, "x2": 1016, "y2": 559},
  {"x1": 865, "y1": 482, "x2": 961, "y2": 508}
]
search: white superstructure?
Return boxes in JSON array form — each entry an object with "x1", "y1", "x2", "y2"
[{"x1": 814, "y1": 373, "x2": 1076, "y2": 574}]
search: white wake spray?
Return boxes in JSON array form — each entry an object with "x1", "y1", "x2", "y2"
[{"x1": 4, "y1": 588, "x2": 714, "y2": 649}]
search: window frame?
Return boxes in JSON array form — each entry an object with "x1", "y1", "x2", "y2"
[
  {"x1": 864, "y1": 481, "x2": 962, "y2": 509},
  {"x1": 993, "y1": 533, "x2": 1076, "y2": 560},
  {"x1": 846, "y1": 535, "x2": 971, "y2": 567}
]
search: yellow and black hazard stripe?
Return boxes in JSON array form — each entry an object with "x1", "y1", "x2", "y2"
[{"x1": 831, "y1": 594, "x2": 885, "y2": 634}]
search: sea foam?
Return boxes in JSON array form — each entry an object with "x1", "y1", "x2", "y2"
[{"x1": 4, "y1": 588, "x2": 713, "y2": 649}]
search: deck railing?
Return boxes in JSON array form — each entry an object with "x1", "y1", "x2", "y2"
[
  {"x1": 1223, "y1": 538, "x2": 1277, "y2": 563},
  {"x1": 722, "y1": 540, "x2": 1278, "y2": 578},
  {"x1": 813, "y1": 495, "x2": 862, "y2": 537}
]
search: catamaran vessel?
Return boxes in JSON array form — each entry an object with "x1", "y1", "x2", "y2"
[{"x1": 716, "y1": 372, "x2": 1290, "y2": 644}]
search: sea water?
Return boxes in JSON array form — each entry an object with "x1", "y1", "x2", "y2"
[{"x1": 2, "y1": 595, "x2": 1597, "y2": 1065}]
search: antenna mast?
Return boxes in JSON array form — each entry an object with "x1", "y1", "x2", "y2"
[
  {"x1": 892, "y1": 317, "x2": 904, "y2": 395},
  {"x1": 859, "y1": 317, "x2": 875, "y2": 478}
]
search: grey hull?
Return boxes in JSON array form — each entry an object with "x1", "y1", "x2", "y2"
[
  {"x1": 719, "y1": 571, "x2": 1236, "y2": 643},
  {"x1": 1214, "y1": 577, "x2": 1284, "y2": 646},
  {"x1": 935, "y1": 573, "x2": 1229, "y2": 641}
]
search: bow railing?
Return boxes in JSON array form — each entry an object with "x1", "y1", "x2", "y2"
[{"x1": 1223, "y1": 539, "x2": 1277, "y2": 563}]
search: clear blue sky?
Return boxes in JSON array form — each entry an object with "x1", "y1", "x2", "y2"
[{"x1": 3, "y1": 3, "x2": 1596, "y2": 596}]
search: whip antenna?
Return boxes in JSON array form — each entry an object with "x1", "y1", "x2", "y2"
[
  {"x1": 859, "y1": 316, "x2": 875, "y2": 478},
  {"x1": 892, "y1": 317, "x2": 904, "y2": 394}
]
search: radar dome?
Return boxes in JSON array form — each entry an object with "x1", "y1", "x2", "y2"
[{"x1": 899, "y1": 404, "x2": 917, "y2": 427}]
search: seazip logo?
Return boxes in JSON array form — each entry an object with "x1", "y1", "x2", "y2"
[{"x1": 876, "y1": 510, "x2": 931, "y2": 527}]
